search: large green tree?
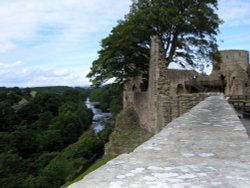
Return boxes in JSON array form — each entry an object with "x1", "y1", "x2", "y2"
[{"x1": 88, "y1": 0, "x2": 222, "y2": 86}]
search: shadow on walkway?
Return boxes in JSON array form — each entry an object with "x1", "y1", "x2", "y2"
[{"x1": 241, "y1": 118, "x2": 250, "y2": 139}]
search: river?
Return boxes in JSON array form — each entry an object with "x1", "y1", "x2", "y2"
[{"x1": 85, "y1": 98, "x2": 113, "y2": 133}]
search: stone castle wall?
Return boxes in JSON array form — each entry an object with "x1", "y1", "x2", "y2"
[
  {"x1": 144, "y1": 36, "x2": 205, "y2": 133},
  {"x1": 123, "y1": 36, "x2": 250, "y2": 134},
  {"x1": 165, "y1": 69, "x2": 197, "y2": 96},
  {"x1": 217, "y1": 50, "x2": 250, "y2": 95},
  {"x1": 133, "y1": 92, "x2": 149, "y2": 130},
  {"x1": 220, "y1": 50, "x2": 249, "y2": 72},
  {"x1": 157, "y1": 93, "x2": 222, "y2": 130},
  {"x1": 124, "y1": 36, "x2": 219, "y2": 133}
]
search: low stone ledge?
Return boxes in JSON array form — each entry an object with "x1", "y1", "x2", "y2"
[{"x1": 69, "y1": 96, "x2": 250, "y2": 188}]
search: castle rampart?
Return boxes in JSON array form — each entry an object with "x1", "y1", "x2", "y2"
[
  {"x1": 123, "y1": 37, "x2": 250, "y2": 134},
  {"x1": 69, "y1": 96, "x2": 250, "y2": 188},
  {"x1": 220, "y1": 50, "x2": 249, "y2": 72}
]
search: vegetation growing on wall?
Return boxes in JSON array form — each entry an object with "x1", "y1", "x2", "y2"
[{"x1": 105, "y1": 108, "x2": 152, "y2": 155}]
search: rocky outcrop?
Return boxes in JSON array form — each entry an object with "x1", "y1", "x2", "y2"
[{"x1": 105, "y1": 108, "x2": 152, "y2": 156}]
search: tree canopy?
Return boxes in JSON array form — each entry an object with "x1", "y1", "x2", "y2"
[
  {"x1": 88, "y1": 0, "x2": 222, "y2": 86},
  {"x1": 90, "y1": 84, "x2": 123, "y2": 115},
  {"x1": 0, "y1": 87, "x2": 113, "y2": 188}
]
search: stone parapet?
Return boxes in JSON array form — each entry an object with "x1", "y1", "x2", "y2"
[
  {"x1": 69, "y1": 96, "x2": 250, "y2": 188},
  {"x1": 155, "y1": 93, "x2": 222, "y2": 131}
]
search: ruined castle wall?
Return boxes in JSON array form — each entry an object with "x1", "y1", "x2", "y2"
[
  {"x1": 157, "y1": 93, "x2": 222, "y2": 129},
  {"x1": 221, "y1": 63, "x2": 250, "y2": 95},
  {"x1": 147, "y1": 36, "x2": 169, "y2": 133},
  {"x1": 134, "y1": 92, "x2": 149, "y2": 129},
  {"x1": 123, "y1": 37, "x2": 250, "y2": 134},
  {"x1": 131, "y1": 91, "x2": 221, "y2": 133},
  {"x1": 220, "y1": 50, "x2": 249, "y2": 72},
  {"x1": 166, "y1": 69, "x2": 197, "y2": 83},
  {"x1": 166, "y1": 69, "x2": 197, "y2": 95},
  {"x1": 123, "y1": 89, "x2": 151, "y2": 131},
  {"x1": 137, "y1": 36, "x2": 222, "y2": 133}
]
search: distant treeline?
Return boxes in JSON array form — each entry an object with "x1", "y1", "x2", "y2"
[
  {"x1": 0, "y1": 86, "x2": 116, "y2": 188},
  {"x1": 30, "y1": 86, "x2": 91, "y2": 95}
]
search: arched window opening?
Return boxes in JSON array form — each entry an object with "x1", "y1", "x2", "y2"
[{"x1": 176, "y1": 84, "x2": 184, "y2": 95}]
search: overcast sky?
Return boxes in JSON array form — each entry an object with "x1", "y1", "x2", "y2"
[{"x1": 0, "y1": 0, "x2": 249, "y2": 87}]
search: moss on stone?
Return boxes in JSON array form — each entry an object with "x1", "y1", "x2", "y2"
[{"x1": 105, "y1": 107, "x2": 152, "y2": 156}]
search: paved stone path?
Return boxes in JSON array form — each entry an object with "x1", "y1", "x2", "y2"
[{"x1": 69, "y1": 96, "x2": 250, "y2": 188}]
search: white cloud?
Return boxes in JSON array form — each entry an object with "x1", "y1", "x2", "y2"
[
  {"x1": 0, "y1": 0, "x2": 132, "y2": 86},
  {"x1": 0, "y1": 60, "x2": 91, "y2": 87},
  {"x1": 3, "y1": 0, "x2": 248, "y2": 87},
  {"x1": 219, "y1": 0, "x2": 250, "y2": 26},
  {"x1": 52, "y1": 69, "x2": 70, "y2": 77},
  {"x1": 0, "y1": 61, "x2": 23, "y2": 69},
  {"x1": 0, "y1": 0, "x2": 131, "y2": 54}
]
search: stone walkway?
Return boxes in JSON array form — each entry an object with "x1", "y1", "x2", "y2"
[{"x1": 69, "y1": 96, "x2": 250, "y2": 188}]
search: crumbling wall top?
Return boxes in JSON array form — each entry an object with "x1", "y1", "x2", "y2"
[{"x1": 220, "y1": 50, "x2": 249, "y2": 72}]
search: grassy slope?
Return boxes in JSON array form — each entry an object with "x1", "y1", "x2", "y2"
[
  {"x1": 64, "y1": 107, "x2": 152, "y2": 187},
  {"x1": 105, "y1": 107, "x2": 152, "y2": 156},
  {"x1": 62, "y1": 154, "x2": 116, "y2": 187}
]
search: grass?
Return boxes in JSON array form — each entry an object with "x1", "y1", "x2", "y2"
[
  {"x1": 62, "y1": 154, "x2": 117, "y2": 188},
  {"x1": 63, "y1": 108, "x2": 152, "y2": 187}
]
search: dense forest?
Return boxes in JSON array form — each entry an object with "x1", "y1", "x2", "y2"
[{"x1": 0, "y1": 86, "x2": 120, "y2": 188}]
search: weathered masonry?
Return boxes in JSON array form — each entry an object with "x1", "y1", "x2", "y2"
[
  {"x1": 124, "y1": 36, "x2": 250, "y2": 133},
  {"x1": 69, "y1": 96, "x2": 250, "y2": 188}
]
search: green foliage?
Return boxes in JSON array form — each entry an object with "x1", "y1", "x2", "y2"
[
  {"x1": 13, "y1": 128, "x2": 38, "y2": 158},
  {"x1": 33, "y1": 91, "x2": 63, "y2": 116},
  {"x1": 17, "y1": 102, "x2": 42, "y2": 124},
  {"x1": 97, "y1": 118, "x2": 115, "y2": 143},
  {"x1": 0, "y1": 151, "x2": 26, "y2": 188},
  {"x1": 30, "y1": 152, "x2": 59, "y2": 175},
  {"x1": 88, "y1": 0, "x2": 222, "y2": 86},
  {"x1": 0, "y1": 87, "x2": 106, "y2": 188},
  {"x1": 63, "y1": 154, "x2": 116, "y2": 188},
  {"x1": 0, "y1": 101, "x2": 18, "y2": 131},
  {"x1": 90, "y1": 83, "x2": 123, "y2": 115},
  {"x1": 40, "y1": 160, "x2": 69, "y2": 187},
  {"x1": 41, "y1": 130, "x2": 63, "y2": 152},
  {"x1": 0, "y1": 87, "x2": 30, "y2": 104},
  {"x1": 38, "y1": 133, "x2": 103, "y2": 188},
  {"x1": 62, "y1": 88, "x2": 87, "y2": 103},
  {"x1": 106, "y1": 108, "x2": 152, "y2": 155},
  {"x1": 55, "y1": 102, "x2": 93, "y2": 145},
  {"x1": 0, "y1": 132, "x2": 15, "y2": 152},
  {"x1": 36, "y1": 111, "x2": 53, "y2": 130},
  {"x1": 59, "y1": 133, "x2": 103, "y2": 160}
]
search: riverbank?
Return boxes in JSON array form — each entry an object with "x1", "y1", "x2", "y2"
[{"x1": 85, "y1": 98, "x2": 113, "y2": 133}]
